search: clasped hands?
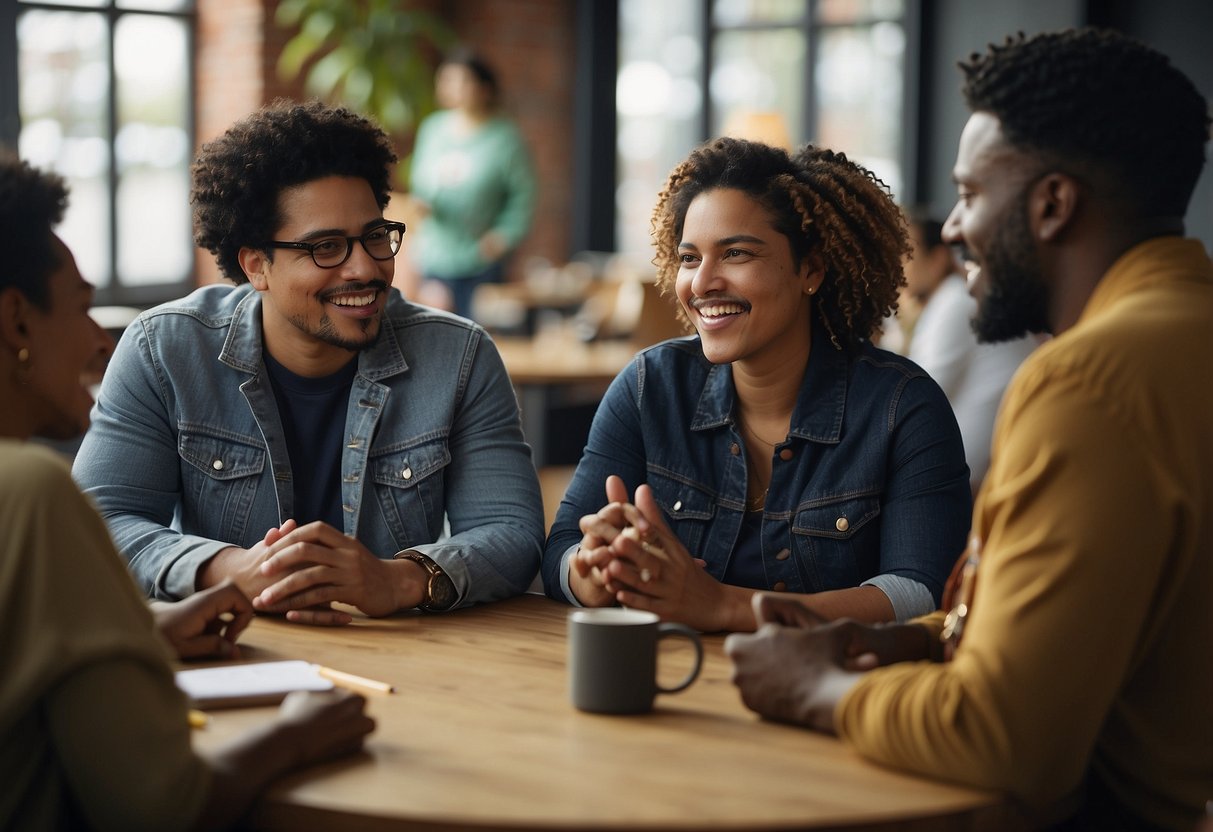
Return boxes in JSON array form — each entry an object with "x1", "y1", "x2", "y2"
[
  {"x1": 570, "y1": 475, "x2": 739, "y2": 632},
  {"x1": 211, "y1": 518, "x2": 427, "y2": 627}
]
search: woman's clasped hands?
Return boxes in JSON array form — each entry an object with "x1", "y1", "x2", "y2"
[{"x1": 570, "y1": 475, "x2": 747, "y2": 632}]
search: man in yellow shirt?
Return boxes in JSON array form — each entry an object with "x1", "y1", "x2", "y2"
[{"x1": 726, "y1": 28, "x2": 1212, "y2": 830}]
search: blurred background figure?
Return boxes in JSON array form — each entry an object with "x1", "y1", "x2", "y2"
[
  {"x1": 408, "y1": 48, "x2": 536, "y2": 319},
  {"x1": 901, "y1": 208, "x2": 1039, "y2": 495}
]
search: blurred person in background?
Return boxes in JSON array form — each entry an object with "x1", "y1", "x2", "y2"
[
  {"x1": 409, "y1": 48, "x2": 536, "y2": 319},
  {"x1": 0, "y1": 151, "x2": 374, "y2": 831},
  {"x1": 902, "y1": 208, "x2": 1038, "y2": 494}
]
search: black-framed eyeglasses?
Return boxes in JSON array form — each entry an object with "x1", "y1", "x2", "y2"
[{"x1": 264, "y1": 221, "x2": 406, "y2": 268}]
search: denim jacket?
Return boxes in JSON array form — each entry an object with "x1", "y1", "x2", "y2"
[
  {"x1": 74, "y1": 284, "x2": 544, "y2": 606},
  {"x1": 542, "y1": 328, "x2": 971, "y2": 620}
]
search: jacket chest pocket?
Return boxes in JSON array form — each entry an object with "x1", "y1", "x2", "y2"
[
  {"x1": 647, "y1": 470, "x2": 717, "y2": 566},
  {"x1": 370, "y1": 441, "x2": 451, "y2": 547},
  {"x1": 179, "y1": 432, "x2": 266, "y2": 542},
  {"x1": 791, "y1": 496, "x2": 881, "y2": 592}
]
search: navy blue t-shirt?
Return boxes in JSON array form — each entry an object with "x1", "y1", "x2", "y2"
[
  {"x1": 722, "y1": 507, "x2": 768, "y2": 589},
  {"x1": 263, "y1": 350, "x2": 357, "y2": 529}
]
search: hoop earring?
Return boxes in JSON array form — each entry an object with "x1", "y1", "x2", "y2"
[{"x1": 16, "y1": 347, "x2": 32, "y2": 386}]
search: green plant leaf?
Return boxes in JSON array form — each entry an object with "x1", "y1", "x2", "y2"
[{"x1": 306, "y1": 47, "x2": 354, "y2": 98}]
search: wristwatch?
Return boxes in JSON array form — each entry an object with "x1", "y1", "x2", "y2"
[{"x1": 395, "y1": 551, "x2": 457, "y2": 611}]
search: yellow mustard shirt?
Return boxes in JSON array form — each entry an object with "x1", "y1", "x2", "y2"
[
  {"x1": 0, "y1": 441, "x2": 210, "y2": 831},
  {"x1": 835, "y1": 237, "x2": 1213, "y2": 830}
]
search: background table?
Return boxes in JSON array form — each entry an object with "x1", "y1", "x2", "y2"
[
  {"x1": 495, "y1": 335, "x2": 637, "y2": 467},
  {"x1": 189, "y1": 595, "x2": 1015, "y2": 831}
]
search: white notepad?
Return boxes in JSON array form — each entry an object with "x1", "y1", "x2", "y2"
[{"x1": 176, "y1": 660, "x2": 334, "y2": 709}]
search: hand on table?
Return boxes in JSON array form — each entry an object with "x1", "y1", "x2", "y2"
[
  {"x1": 273, "y1": 689, "x2": 377, "y2": 766},
  {"x1": 252, "y1": 521, "x2": 421, "y2": 625},
  {"x1": 152, "y1": 579, "x2": 253, "y2": 659},
  {"x1": 724, "y1": 594, "x2": 934, "y2": 732}
]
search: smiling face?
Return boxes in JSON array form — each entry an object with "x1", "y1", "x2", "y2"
[
  {"x1": 22, "y1": 237, "x2": 114, "y2": 440},
  {"x1": 239, "y1": 175, "x2": 395, "y2": 377},
  {"x1": 674, "y1": 188, "x2": 820, "y2": 368},
  {"x1": 943, "y1": 113, "x2": 1052, "y2": 343}
]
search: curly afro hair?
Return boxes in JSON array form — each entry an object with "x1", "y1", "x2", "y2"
[
  {"x1": 650, "y1": 137, "x2": 908, "y2": 350},
  {"x1": 0, "y1": 150, "x2": 69, "y2": 310},
  {"x1": 959, "y1": 28, "x2": 1210, "y2": 218},
  {"x1": 191, "y1": 99, "x2": 398, "y2": 283}
]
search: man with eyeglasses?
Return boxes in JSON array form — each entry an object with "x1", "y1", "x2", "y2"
[{"x1": 74, "y1": 100, "x2": 545, "y2": 624}]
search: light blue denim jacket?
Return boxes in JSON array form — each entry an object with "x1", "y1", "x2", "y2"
[
  {"x1": 542, "y1": 328, "x2": 971, "y2": 621},
  {"x1": 74, "y1": 283, "x2": 544, "y2": 606}
]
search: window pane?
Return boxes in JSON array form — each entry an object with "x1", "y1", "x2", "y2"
[
  {"x1": 19, "y1": 0, "x2": 108, "y2": 7},
  {"x1": 713, "y1": 0, "x2": 807, "y2": 26},
  {"x1": 616, "y1": 0, "x2": 704, "y2": 263},
  {"x1": 817, "y1": 0, "x2": 904, "y2": 24},
  {"x1": 117, "y1": 0, "x2": 193, "y2": 10},
  {"x1": 815, "y1": 22, "x2": 904, "y2": 197},
  {"x1": 18, "y1": 9, "x2": 113, "y2": 287},
  {"x1": 710, "y1": 29, "x2": 806, "y2": 148},
  {"x1": 114, "y1": 13, "x2": 192, "y2": 285}
]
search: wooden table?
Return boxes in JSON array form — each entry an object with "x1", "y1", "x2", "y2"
[{"x1": 190, "y1": 595, "x2": 1013, "y2": 831}]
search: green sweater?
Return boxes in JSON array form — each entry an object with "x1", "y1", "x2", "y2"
[{"x1": 409, "y1": 111, "x2": 536, "y2": 280}]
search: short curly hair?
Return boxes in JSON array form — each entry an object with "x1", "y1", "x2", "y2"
[
  {"x1": 959, "y1": 28, "x2": 1210, "y2": 218},
  {"x1": 0, "y1": 150, "x2": 68, "y2": 311},
  {"x1": 650, "y1": 137, "x2": 908, "y2": 349},
  {"x1": 191, "y1": 99, "x2": 398, "y2": 283}
]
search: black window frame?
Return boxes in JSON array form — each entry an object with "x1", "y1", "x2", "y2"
[{"x1": 2, "y1": 0, "x2": 198, "y2": 308}]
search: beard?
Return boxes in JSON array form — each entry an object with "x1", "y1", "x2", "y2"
[
  {"x1": 310, "y1": 313, "x2": 383, "y2": 352},
  {"x1": 972, "y1": 191, "x2": 1052, "y2": 344}
]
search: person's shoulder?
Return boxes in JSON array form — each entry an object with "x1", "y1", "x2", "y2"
[
  {"x1": 0, "y1": 441, "x2": 75, "y2": 498},
  {"x1": 634, "y1": 336, "x2": 709, "y2": 373},
  {"x1": 854, "y1": 341, "x2": 932, "y2": 381},
  {"x1": 140, "y1": 282, "x2": 254, "y2": 328},
  {"x1": 382, "y1": 291, "x2": 487, "y2": 348}
]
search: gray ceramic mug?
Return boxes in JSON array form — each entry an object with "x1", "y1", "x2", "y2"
[{"x1": 567, "y1": 608, "x2": 704, "y2": 714}]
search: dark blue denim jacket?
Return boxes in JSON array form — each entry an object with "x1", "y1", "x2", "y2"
[{"x1": 542, "y1": 328, "x2": 971, "y2": 620}]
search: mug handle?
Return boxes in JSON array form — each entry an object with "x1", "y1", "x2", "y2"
[{"x1": 654, "y1": 623, "x2": 704, "y2": 694}]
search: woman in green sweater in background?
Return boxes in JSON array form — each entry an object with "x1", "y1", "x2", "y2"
[{"x1": 409, "y1": 48, "x2": 536, "y2": 320}]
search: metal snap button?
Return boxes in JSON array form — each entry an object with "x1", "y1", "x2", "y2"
[
  {"x1": 673, "y1": 500, "x2": 682, "y2": 512},
  {"x1": 211, "y1": 459, "x2": 224, "y2": 471},
  {"x1": 835, "y1": 517, "x2": 849, "y2": 532},
  {"x1": 402, "y1": 467, "x2": 413, "y2": 480},
  {"x1": 773, "y1": 581, "x2": 787, "y2": 591},
  {"x1": 729, "y1": 442, "x2": 740, "y2": 456},
  {"x1": 775, "y1": 548, "x2": 791, "y2": 561},
  {"x1": 779, "y1": 448, "x2": 794, "y2": 461}
]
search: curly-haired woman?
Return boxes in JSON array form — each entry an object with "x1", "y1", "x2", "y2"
[{"x1": 541, "y1": 137, "x2": 971, "y2": 632}]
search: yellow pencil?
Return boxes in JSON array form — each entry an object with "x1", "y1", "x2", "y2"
[{"x1": 315, "y1": 665, "x2": 395, "y2": 695}]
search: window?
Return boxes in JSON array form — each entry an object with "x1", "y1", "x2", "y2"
[
  {"x1": 6, "y1": 0, "x2": 195, "y2": 305},
  {"x1": 616, "y1": 0, "x2": 908, "y2": 262}
]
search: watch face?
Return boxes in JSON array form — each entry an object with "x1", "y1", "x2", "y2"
[{"x1": 427, "y1": 572, "x2": 458, "y2": 610}]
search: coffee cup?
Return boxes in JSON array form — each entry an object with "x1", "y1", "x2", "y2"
[{"x1": 567, "y1": 608, "x2": 703, "y2": 714}]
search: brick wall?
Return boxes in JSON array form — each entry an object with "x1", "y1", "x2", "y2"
[
  {"x1": 445, "y1": 0, "x2": 577, "y2": 279},
  {"x1": 192, "y1": 0, "x2": 577, "y2": 286}
]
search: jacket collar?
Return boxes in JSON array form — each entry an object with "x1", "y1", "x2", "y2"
[
  {"x1": 689, "y1": 323, "x2": 849, "y2": 444},
  {"x1": 219, "y1": 286, "x2": 411, "y2": 380}
]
